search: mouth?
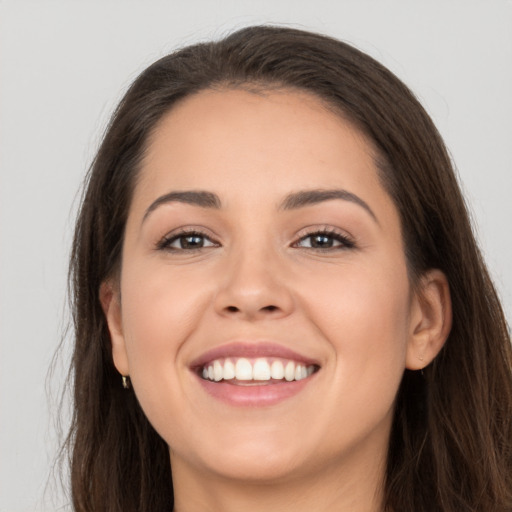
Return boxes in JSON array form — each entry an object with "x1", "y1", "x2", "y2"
[
  {"x1": 190, "y1": 342, "x2": 321, "y2": 406},
  {"x1": 198, "y1": 357, "x2": 319, "y2": 384}
]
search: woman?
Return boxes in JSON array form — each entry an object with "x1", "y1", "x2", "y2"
[{"x1": 67, "y1": 25, "x2": 512, "y2": 511}]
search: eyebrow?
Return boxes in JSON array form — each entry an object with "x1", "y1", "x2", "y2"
[
  {"x1": 142, "y1": 190, "x2": 221, "y2": 224},
  {"x1": 280, "y1": 189, "x2": 378, "y2": 223},
  {"x1": 142, "y1": 188, "x2": 378, "y2": 224}
]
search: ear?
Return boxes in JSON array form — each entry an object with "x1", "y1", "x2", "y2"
[
  {"x1": 406, "y1": 269, "x2": 452, "y2": 370},
  {"x1": 99, "y1": 280, "x2": 130, "y2": 376}
]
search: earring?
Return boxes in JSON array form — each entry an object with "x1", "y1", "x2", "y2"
[{"x1": 122, "y1": 375, "x2": 130, "y2": 389}]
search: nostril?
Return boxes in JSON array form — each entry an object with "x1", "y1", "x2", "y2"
[{"x1": 224, "y1": 304, "x2": 278, "y2": 314}]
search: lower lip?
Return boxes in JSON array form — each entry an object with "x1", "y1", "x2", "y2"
[{"x1": 195, "y1": 374, "x2": 316, "y2": 407}]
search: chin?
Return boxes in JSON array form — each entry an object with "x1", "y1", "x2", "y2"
[
  {"x1": 171, "y1": 429, "x2": 315, "y2": 484},
  {"x1": 201, "y1": 451, "x2": 308, "y2": 483}
]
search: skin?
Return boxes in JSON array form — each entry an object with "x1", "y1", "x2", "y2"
[{"x1": 102, "y1": 88, "x2": 451, "y2": 512}]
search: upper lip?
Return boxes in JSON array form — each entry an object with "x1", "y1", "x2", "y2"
[{"x1": 189, "y1": 341, "x2": 321, "y2": 369}]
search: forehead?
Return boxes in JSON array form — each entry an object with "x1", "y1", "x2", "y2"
[
  {"x1": 144, "y1": 89, "x2": 373, "y2": 182},
  {"x1": 132, "y1": 87, "x2": 395, "y2": 222}
]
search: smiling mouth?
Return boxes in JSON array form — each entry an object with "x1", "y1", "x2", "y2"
[{"x1": 199, "y1": 357, "x2": 320, "y2": 384}]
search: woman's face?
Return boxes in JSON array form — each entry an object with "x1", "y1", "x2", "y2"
[{"x1": 105, "y1": 88, "x2": 425, "y2": 484}]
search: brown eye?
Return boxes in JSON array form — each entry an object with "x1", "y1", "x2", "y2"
[
  {"x1": 295, "y1": 231, "x2": 354, "y2": 250},
  {"x1": 177, "y1": 235, "x2": 207, "y2": 249},
  {"x1": 159, "y1": 231, "x2": 217, "y2": 251},
  {"x1": 309, "y1": 234, "x2": 336, "y2": 248}
]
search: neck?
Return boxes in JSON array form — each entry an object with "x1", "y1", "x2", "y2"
[{"x1": 171, "y1": 449, "x2": 386, "y2": 512}]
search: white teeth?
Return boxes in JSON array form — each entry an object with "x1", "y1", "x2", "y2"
[
  {"x1": 235, "y1": 358, "x2": 253, "y2": 380},
  {"x1": 201, "y1": 357, "x2": 317, "y2": 383},
  {"x1": 270, "y1": 360, "x2": 284, "y2": 380},
  {"x1": 223, "y1": 358, "x2": 235, "y2": 380},
  {"x1": 284, "y1": 361, "x2": 295, "y2": 382},
  {"x1": 213, "y1": 360, "x2": 223, "y2": 382},
  {"x1": 253, "y1": 358, "x2": 271, "y2": 380}
]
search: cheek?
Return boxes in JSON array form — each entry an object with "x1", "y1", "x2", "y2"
[
  {"x1": 119, "y1": 261, "x2": 212, "y2": 394},
  {"x1": 118, "y1": 261, "x2": 221, "y2": 446},
  {"x1": 300, "y1": 259, "x2": 411, "y2": 393}
]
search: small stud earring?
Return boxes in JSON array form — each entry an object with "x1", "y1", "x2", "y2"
[
  {"x1": 122, "y1": 375, "x2": 130, "y2": 389},
  {"x1": 418, "y1": 354, "x2": 425, "y2": 376}
]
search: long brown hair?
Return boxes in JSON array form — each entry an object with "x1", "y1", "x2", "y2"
[{"x1": 67, "y1": 25, "x2": 512, "y2": 511}]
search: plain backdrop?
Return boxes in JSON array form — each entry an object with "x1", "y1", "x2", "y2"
[{"x1": 1, "y1": 1, "x2": 511, "y2": 510}]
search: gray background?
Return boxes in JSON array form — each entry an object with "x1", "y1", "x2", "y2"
[{"x1": 1, "y1": 1, "x2": 511, "y2": 510}]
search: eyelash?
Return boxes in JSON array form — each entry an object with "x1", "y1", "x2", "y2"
[
  {"x1": 156, "y1": 229, "x2": 219, "y2": 252},
  {"x1": 156, "y1": 228, "x2": 356, "y2": 252},
  {"x1": 293, "y1": 229, "x2": 355, "y2": 251}
]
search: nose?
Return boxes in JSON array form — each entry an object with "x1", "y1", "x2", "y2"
[{"x1": 213, "y1": 247, "x2": 294, "y2": 321}]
